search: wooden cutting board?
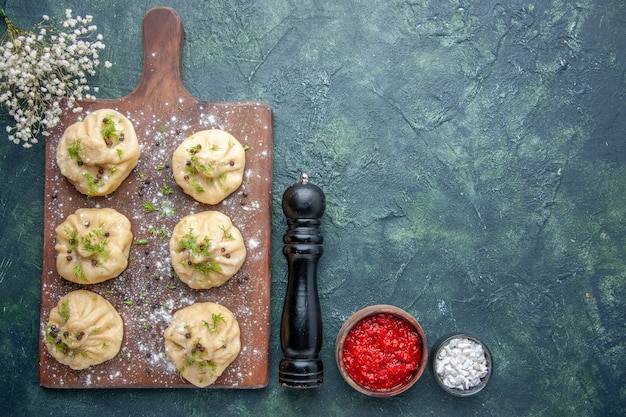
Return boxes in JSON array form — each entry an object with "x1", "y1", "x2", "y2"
[{"x1": 39, "y1": 7, "x2": 273, "y2": 388}]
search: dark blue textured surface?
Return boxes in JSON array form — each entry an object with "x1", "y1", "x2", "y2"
[{"x1": 1, "y1": 0, "x2": 625, "y2": 415}]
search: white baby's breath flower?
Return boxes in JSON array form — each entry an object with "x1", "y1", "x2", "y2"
[{"x1": 0, "y1": 7, "x2": 111, "y2": 147}]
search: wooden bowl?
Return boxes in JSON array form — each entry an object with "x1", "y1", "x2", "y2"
[{"x1": 335, "y1": 305, "x2": 428, "y2": 397}]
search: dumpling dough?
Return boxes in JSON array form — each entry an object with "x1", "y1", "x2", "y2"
[
  {"x1": 56, "y1": 109, "x2": 140, "y2": 196},
  {"x1": 171, "y1": 129, "x2": 246, "y2": 204},
  {"x1": 55, "y1": 208, "x2": 132, "y2": 284},
  {"x1": 170, "y1": 211, "x2": 246, "y2": 289},
  {"x1": 164, "y1": 302, "x2": 241, "y2": 387},
  {"x1": 43, "y1": 290, "x2": 124, "y2": 370}
]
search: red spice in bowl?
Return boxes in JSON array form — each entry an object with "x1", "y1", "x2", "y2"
[{"x1": 336, "y1": 305, "x2": 428, "y2": 397}]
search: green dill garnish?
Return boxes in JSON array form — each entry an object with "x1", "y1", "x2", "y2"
[
  {"x1": 58, "y1": 300, "x2": 71, "y2": 322},
  {"x1": 171, "y1": 267, "x2": 180, "y2": 281},
  {"x1": 138, "y1": 170, "x2": 146, "y2": 180},
  {"x1": 68, "y1": 140, "x2": 84, "y2": 165},
  {"x1": 203, "y1": 313, "x2": 226, "y2": 333},
  {"x1": 196, "y1": 159, "x2": 214, "y2": 174},
  {"x1": 116, "y1": 148, "x2": 123, "y2": 160},
  {"x1": 219, "y1": 224, "x2": 234, "y2": 240},
  {"x1": 44, "y1": 326, "x2": 58, "y2": 345},
  {"x1": 177, "y1": 229, "x2": 222, "y2": 275},
  {"x1": 192, "y1": 261, "x2": 222, "y2": 275},
  {"x1": 44, "y1": 323, "x2": 87, "y2": 357},
  {"x1": 177, "y1": 229, "x2": 209, "y2": 255},
  {"x1": 190, "y1": 154, "x2": 215, "y2": 175},
  {"x1": 64, "y1": 228, "x2": 78, "y2": 250},
  {"x1": 142, "y1": 200, "x2": 174, "y2": 217},
  {"x1": 135, "y1": 238, "x2": 148, "y2": 245},
  {"x1": 191, "y1": 181, "x2": 204, "y2": 193},
  {"x1": 243, "y1": 145, "x2": 250, "y2": 151},
  {"x1": 83, "y1": 171, "x2": 105, "y2": 196},
  {"x1": 208, "y1": 360, "x2": 218, "y2": 372},
  {"x1": 217, "y1": 171, "x2": 228, "y2": 182},
  {"x1": 72, "y1": 226, "x2": 111, "y2": 281},
  {"x1": 101, "y1": 116, "x2": 122, "y2": 146},
  {"x1": 186, "y1": 163, "x2": 199, "y2": 177},
  {"x1": 123, "y1": 300, "x2": 134, "y2": 306},
  {"x1": 65, "y1": 225, "x2": 110, "y2": 280},
  {"x1": 149, "y1": 226, "x2": 169, "y2": 239},
  {"x1": 155, "y1": 164, "x2": 167, "y2": 171},
  {"x1": 177, "y1": 343, "x2": 218, "y2": 381},
  {"x1": 80, "y1": 227, "x2": 111, "y2": 264},
  {"x1": 183, "y1": 145, "x2": 222, "y2": 187},
  {"x1": 143, "y1": 201, "x2": 157, "y2": 212},
  {"x1": 160, "y1": 202, "x2": 176, "y2": 217},
  {"x1": 73, "y1": 264, "x2": 87, "y2": 281},
  {"x1": 162, "y1": 183, "x2": 173, "y2": 195}
]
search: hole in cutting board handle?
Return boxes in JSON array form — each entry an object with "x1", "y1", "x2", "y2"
[{"x1": 129, "y1": 7, "x2": 195, "y2": 103}]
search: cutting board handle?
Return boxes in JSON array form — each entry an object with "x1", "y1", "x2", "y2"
[{"x1": 126, "y1": 7, "x2": 196, "y2": 104}]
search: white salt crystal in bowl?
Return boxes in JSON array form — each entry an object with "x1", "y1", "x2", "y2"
[{"x1": 430, "y1": 332, "x2": 493, "y2": 397}]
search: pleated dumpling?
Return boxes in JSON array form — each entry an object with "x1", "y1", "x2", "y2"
[
  {"x1": 164, "y1": 302, "x2": 241, "y2": 387},
  {"x1": 56, "y1": 108, "x2": 140, "y2": 196},
  {"x1": 171, "y1": 129, "x2": 246, "y2": 204},
  {"x1": 43, "y1": 290, "x2": 124, "y2": 370},
  {"x1": 169, "y1": 211, "x2": 246, "y2": 289},
  {"x1": 55, "y1": 208, "x2": 132, "y2": 284}
]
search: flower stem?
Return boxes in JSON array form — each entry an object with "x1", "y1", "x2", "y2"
[
  {"x1": 1, "y1": 7, "x2": 10, "y2": 26},
  {"x1": 0, "y1": 7, "x2": 20, "y2": 39}
]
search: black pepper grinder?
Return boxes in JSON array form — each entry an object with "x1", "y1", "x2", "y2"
[{"x1": 279, "y1": 173, "x2": 325, "y2": 388}]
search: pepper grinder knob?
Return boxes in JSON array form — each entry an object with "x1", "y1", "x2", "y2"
[{"x1": 279, "y1": 173, "x2": 325, "y2": 388}]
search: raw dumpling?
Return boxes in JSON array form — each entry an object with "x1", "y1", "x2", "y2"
[
  {"x1": 56, "y1": 108, "x2": 140, "y2": 196},
  {"x1": 43, "y1": 290, "x2": 124, "y2": 370},
  {"x1": 55, "y1": 208, "x2": 132, "y2": 284},
  {"x1": 171, "y1": 129, "x2": 246, "y2": 204},
  {"x1": 164, "y1": 302, "x2": 241, "y2": 387},
  {"x1": 169, "y1": 211, "x2": 246, "y2": 290}
]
